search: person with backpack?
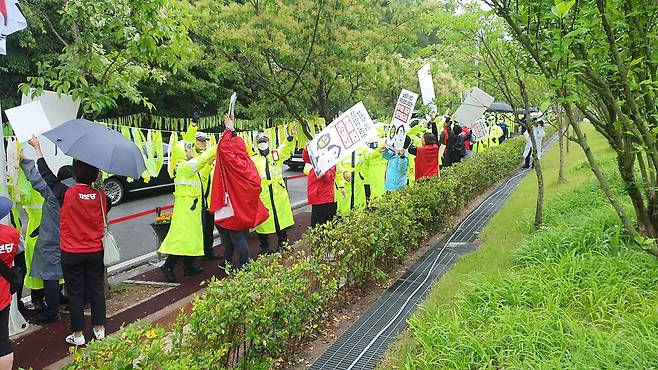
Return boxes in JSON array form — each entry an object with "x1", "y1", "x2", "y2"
[
  {"x1": 0, "y1": 196, "x2": 19, "y2": 370},
  {"x1": 444, "y1": 124, "x2": 467, "y2": 167}
]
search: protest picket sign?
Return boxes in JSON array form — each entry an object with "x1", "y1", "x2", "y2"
[
  {"x1": 452, "y1": 87, "x2": 495, "y2": 128},
  {"x1": 228, "y1": 92, "x2": 237, "y2": 117},
  {"x1": 471, "y1": 118, "x2": 490, "y2": 142},
  {"x1": 0, "y1": 0, "x2": 28, "y2": 55},
  {"x1": 417, "y1": 63, "x2": 436, "y2": 113},
  {"x1": 4, "y1": 101, "x2": 51, "y2": 142},
  {"x1": 21, "y1": 90, "x2": 80, "y2": 172},
  {"x1": 386, "y1": 89, "x2": 419, "y2": 152},
  {"x1": 307, "y1": 102, "x2": 376, "y2": 177}
]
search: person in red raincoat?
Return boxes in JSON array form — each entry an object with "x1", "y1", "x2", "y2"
[
  {"x1": 210, "y1": 114, "x2": 269, "y2": 270},
  {"x1": 302, "y1": 147, "x2": 337, "y2": 227}
]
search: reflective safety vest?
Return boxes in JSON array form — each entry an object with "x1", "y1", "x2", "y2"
[
  {"x1": 158, "y1": 142, "x2": 217, "y2": 257},
  {"x1": 251, "y1": 137, "x2": 295, "y2": 234},
  {"x1": 337, "y1": 147, "x2": 368, "y2": 216}
]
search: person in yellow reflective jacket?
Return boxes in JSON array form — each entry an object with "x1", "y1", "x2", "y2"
[
  {"x1": 251, "y1": 125, "x2": 297, "y2": 253},
  {"x1": 488, "y1": 124, "x2": 504, "y2": 147},
  {"x1": 363, "y1": 126, "x2": 387, "y2": 202},
  {"x1": 159, "y1": 134, "x2": 217, "y2": 283},
  {"x1": 336, "y1": 147, "x2": 368, "y2": 216},
  {"x1": 192, "y1": 129, "x2": 219, "y2": 260}
]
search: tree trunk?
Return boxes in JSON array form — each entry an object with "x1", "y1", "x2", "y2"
[
  {"x1": 558, "y1": 113, "x2": 566, "y2": 183},
  {"x1": 520, "y1": 80, "x2": 543, "y2": 228},
  {"x1": 564, "y1": 102, "x2": 640, "y2": 240}
]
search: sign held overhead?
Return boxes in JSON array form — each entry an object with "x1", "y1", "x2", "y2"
[{"x1": 452, "y1": 87, "x2": 495, "y2": 128}]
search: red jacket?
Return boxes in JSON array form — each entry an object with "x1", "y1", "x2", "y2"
[
  {"x1": 302, "y1": 148, "x2": 336, "y2": 205},
  {"x1": 210, "y1": 130, "x2": 269, "y2": 231},
  {"x1": 60, "y1": 185, "x2": 107, "y2": 254},
  {"x1": 0, "y1": 225, "x2": 18, "y2": 310},
  {"x1": 415, "y1": 144, "x2": 439, "y2": 180}
]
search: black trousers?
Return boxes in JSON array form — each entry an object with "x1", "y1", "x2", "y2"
[
  {"x1": 61, "y1": 251, "x2": 106, "y2": 332},
  {"x1": 524, "y1": 149, "x2": 533, "y2": 168},
  {"x1": 14, "y1": 252, "x2": 25, "y2": 312},
  {"x1": 310, "y1": 202, "x2": 337, "y2": 227},
  {"x1": 201, "y1": 210, "x2": 216, "y2": 257},
  {"x1": 43, "y1": 280, "x2": 60, "y2": 319},
  {"x1": 0, "y1": 306, "x2": 10, "y2": 356},
  {"x1": 258, "y1": 229, "x2": 288, "y2": 252},
  {"x1": 221, "y1": 229, "x2": 249, "y2": 268},
  {"x1": 163, "y1": 255, "x2": 197, "y2": 271}
]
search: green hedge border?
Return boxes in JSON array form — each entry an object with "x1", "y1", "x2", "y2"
[{"x1": 68, "y1": 135, "x2": 533, "y2": 369}]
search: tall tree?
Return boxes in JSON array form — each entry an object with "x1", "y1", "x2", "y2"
[
  {"x1": 484, "y1": 0, "x2": 658, "y2": 249},
  {"x1": 195, "y1": 0, "x2": 417, "y2": 137},
  {"x1": 18, "y1": 0, "x2": 195, "y2": 118}
]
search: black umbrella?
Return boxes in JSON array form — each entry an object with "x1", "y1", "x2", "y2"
[
  {"x1": 42, "y1": 119, "x2": 146, "y2": 178},
  {"x1": 514, "y1": 107, "x2": 540, "y2": 115},
  {"x1": 487, "y1": 102, "x2": 514, "y2": 113}
]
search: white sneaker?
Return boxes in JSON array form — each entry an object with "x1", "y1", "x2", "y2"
[
  {"x1": 93, "y1": 327, "x2": 105, "y2": 340},
  {"x1": 65, "y1": 333, "x2": 86, "y2": 346}
]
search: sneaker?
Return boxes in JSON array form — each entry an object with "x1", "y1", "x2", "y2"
[
  {"x1": 65, "y1": 333, "x2": 86, "y2": 346},
  {"x1": 160, "y1": 265, "x2": 177, "y2": 283},
  {"x1": 93, "y1": 327, "x2": 105, "y2": 340},
  {"x1": 35, "y1": 313, "x2": 60, "y2": 324}
]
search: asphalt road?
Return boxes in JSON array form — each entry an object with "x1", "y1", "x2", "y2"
[{"x1": 107, "y1": 166, "x2": 307, "y2": 265}]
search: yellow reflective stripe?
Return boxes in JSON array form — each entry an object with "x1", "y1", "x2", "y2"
[{"x1": 174, "y1": 180, "x2": 201, "y2": 187}]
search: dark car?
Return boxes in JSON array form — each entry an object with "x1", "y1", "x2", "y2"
[
  {"x1": 103, "y1": 143, "x2": 173, "y2": 206},
  {"x1": 284, "y1": 148, "x2": 305, "y2": 170}
]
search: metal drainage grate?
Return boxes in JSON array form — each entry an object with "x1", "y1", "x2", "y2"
[{"x1": 311, "y1": 136, "x2": 559, "y2": 370}]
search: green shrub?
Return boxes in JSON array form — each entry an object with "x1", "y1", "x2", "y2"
[{"x1": 68, "y1": 136, "x2": 529, "y2": 369}]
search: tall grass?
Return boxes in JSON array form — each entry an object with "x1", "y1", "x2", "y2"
[{"x1": 391, "y1": 170, "x2": 658, "y2": 369}]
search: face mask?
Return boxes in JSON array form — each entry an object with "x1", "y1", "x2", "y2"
[{"x1": 258, "y1": 142, "x2": 269, "y2": 151}]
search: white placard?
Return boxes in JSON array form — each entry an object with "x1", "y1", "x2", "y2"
[
  {"x1": 418, "y1": 63, "x2": 436, "y2": 113},
  {"x1": 471, "y1": 118, "x2": 490, "y2": 142},
  {"x1": 307, "y1": 102, "x2": 376, "y2": 177},
  {"x1": 4, "y1": 101, "x2": 51, "y2": 142},
  {"x1": 386, "y1": 89, "x2": 419, "y2": 152},
  {"x1": 228, "y1": 92, "x2": 237, "y2": 117},
  {"x1": 20, "y1": 90, "x2": 79, "y2": 172},
  {"x1": 0, "y1": 0, "x2": 28, "y2": 56},
  {"x1": 452, "y1": 87, "x2": 495, "y2": 128},
  {"x1": 21, "y1": 90, "x2": 80, "y2": 127}
]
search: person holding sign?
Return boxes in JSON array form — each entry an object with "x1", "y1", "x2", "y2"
[
  {"x1": 158, "y1": 125, "x2": 217, "y2": 283},
  {"x1": 380, "y1": 136, "x2": 412, "y2": 192},
  {"x1": 251, "y1": 124, "x2": 297, "y2": 254},
  {"x1": 407, "y1": 123, "x2": 440, "y2": 180},
  {"x1": 336, "y1": 148, "x2": 368, "y2": 216},
  {"x1": 211, "y1": 114, "x2": 269, "y2": 271},
  {"x1": 302, "y1": 147, "x2": 338, "y2": 227}
]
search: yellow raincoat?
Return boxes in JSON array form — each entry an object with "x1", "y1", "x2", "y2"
[
  {"x1": 21, "y1": 181, "x2": 44, "y2": 291},
  {"x1": 337, "y1": 147, "x2": 368, "y2": 216},
  {"x1": 251, "y1": 136, "x2": 295, "y2": 234},
  {"x1": 158, "y1": 140, "x2": 217, "y2": 257}
]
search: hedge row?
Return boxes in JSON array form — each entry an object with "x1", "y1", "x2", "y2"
[{"x1": 69, "y1": 136, "x2": 528, "y2": 369}]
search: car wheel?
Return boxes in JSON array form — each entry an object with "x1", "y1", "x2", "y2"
[{"x1": 104, "y1": 178, "x2": 125, "y2": 206}]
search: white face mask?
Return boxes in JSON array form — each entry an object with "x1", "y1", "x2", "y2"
[{"x1": 258, "y1": 142, "x2": 269, "y2": 151}]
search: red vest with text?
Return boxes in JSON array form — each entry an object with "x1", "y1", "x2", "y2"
[
  {"x1": 0, "y1": 225, "x2": 18, "y2": 310},
  {"x1": 60, "y1": 184, "x2": 107, "y2": 254},
  {"x1": 414, "y1": 144, "x2": 439, "y2": 180}
]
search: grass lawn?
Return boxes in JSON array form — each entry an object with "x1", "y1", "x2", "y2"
[{"x1": 380, "y1": 125, "x2": 658, "y2": 368}]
